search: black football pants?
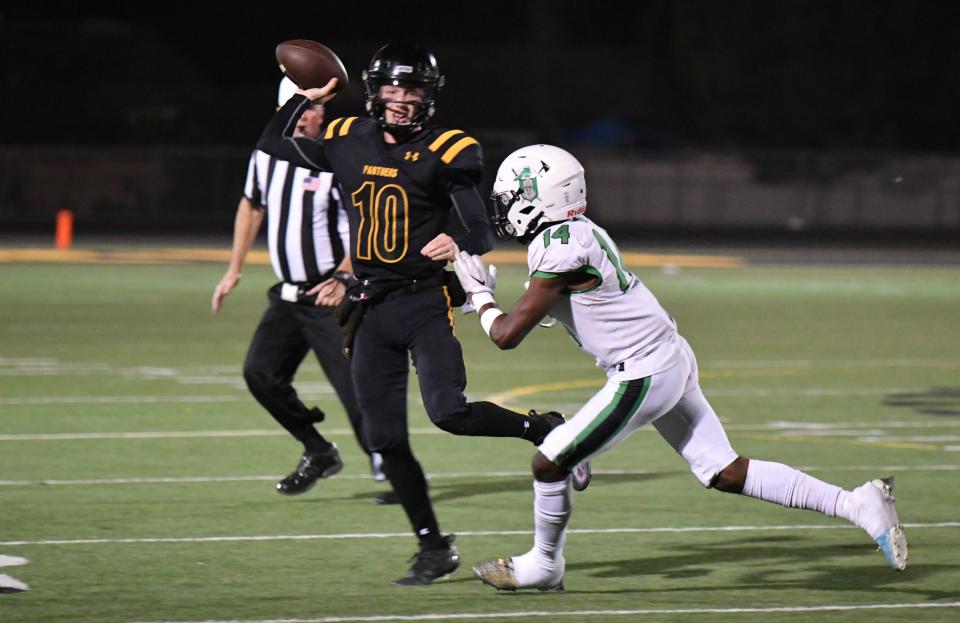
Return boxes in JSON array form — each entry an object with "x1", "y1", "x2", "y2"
[{"x1": 243, "y1": 285, "x2": 367, "y2": 456}]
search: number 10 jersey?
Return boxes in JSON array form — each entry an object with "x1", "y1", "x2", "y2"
[{"x1": 257, "y1": 95, "x2": 492, "y2": 284}]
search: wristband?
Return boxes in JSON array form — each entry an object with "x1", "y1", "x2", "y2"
[
  {"x1": 480, "y1": 307, "x2": 504, "y2": 336},
  {"x1": 471, "y1": 291, "x2": 495, "y2": 309}
]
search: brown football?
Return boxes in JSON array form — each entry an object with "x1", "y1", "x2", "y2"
[{"x1": 275, "y1": 40, "x2": 348, "y2": 91}]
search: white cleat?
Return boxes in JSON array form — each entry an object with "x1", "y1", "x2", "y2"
[
  {"x1": 473, "y1": 557, "x2": 565, "y2": 592},
  {"x1": 0, "y1": 574, "x2": 29, "y2": 594},
  {"x1": 850, "y1": 477, "x2": 908, "y2": 570},
  {"x1": 0, "y1": 556, "x2": 29, "y2": 568},
  {"x1": 571, "y1": 460, "x2": 592, "y2": 492}
]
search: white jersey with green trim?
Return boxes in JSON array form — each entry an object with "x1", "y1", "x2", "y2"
[{"x1": 526, "y1": 216, "x2": 679, "y2": 377}]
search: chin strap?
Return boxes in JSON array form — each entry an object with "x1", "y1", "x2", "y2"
[{"x1": 382, "y1": 123, "x2": 419, "y2": 142}]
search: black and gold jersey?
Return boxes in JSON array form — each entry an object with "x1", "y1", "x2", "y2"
[{"x1": 257, "y1": 95, "x2": 494, "y2": 283}]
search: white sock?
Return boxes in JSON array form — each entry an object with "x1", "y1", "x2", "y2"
[
  {"x1": 512, "y1": 478, "x2": 571, "y2": 586},
  {"x1": 0, "y1": 573, "x2": 29, "y2": 593},
  {"x1": 742, "y1": 459, "x2": 842, "y2": 516},
  {"x1": 0, "y1": 556, "x2": 29, "y2": 568}
]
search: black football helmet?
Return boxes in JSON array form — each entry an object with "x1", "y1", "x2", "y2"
[{"x1": 362, "y1": 41, "x2": 445, "y2": 138}]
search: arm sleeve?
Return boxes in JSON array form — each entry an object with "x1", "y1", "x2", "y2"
[
  {"x1": 256, "y1": 94, "x2": 332, "y2": 171},
  {"x1": 331, "y1": 183, "x2": 351, "y2": 259},
  {"x1": 439, "y1": 140, "x2": 494, "y2": 255},
  {"x1": 449, "y1": 184, "x2": 495, "y2": 255}
]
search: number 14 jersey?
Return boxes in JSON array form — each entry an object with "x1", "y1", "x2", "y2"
[{"x1": 527, "y1": 216, "x2": 679, "y2": 377}]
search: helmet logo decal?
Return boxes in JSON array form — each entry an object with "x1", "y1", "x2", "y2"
[{"x1": 513, "y1": 161, "x2": 550, "y2": 202}]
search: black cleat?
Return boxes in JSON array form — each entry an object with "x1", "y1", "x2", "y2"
[
  {"x1": 373, "y1": 489, "x2": 401, "y2": 505},
  {"x1": 526, "y1": 410, "x2": 566, "y2": 446},
  {"x1": 276, "y1": 444, "x2": 343, "y2": 495},
  {"x1": 392, "y1": 535, "x2": 460, "y2": 586}
]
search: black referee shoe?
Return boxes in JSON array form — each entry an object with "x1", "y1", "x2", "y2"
[
  {"x1": 276, "y1": 445, "x2": 343, "y2": 495},
  {"x1": 392, "y1": 535, "x2": 460, "y2": 586}
]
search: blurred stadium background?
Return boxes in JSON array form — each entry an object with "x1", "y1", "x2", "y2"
[{"x1": 1, "y1": 2, "x2": 959, "y2": 242}]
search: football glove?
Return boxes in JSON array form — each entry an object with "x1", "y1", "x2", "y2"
[{"x1": 453, "y1": 251, "x2": 496, "y2": 297}]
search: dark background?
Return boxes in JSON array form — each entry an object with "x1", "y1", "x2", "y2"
[{"x1": 3, "y1": 1, "x2": 959, "y2": 150}]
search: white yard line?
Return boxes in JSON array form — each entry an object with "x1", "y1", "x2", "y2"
[
  {"x1": 2, "y1": 419, "x2": 959, "y2": 442},
  {"x1": 0, "y1": 429, "x2": 294, "y2": 440},
  {"x1": 0, "y1": 395, "x2": 248, "y2": 405},
  {"x1": 2, "y1": 522, "x2": 958, "y2": 547},
  {"x1": 0, "y1": 464, "x2": 958, "y2": 488},
  {"x1": 130, "y1": 601, "x2": 960, "y2": 623},
  {"x1": 1, "y1": 385, "x2": 950, "y2": 406}
]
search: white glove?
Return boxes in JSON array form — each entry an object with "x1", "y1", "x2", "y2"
[{"x1": 453, "y1": 251, "x2": 496, "y2": 297}]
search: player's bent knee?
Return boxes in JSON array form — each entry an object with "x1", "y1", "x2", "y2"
[
  {"x1": 531, "y1": 452, "x2": 566, "y2": 482},
  {"x1": 430, "y1": 408, "x2": 479, "y2": 436},
  {"x1": 711, "y1": 456, "x2": 749, "y2": 494},
  {"x1": 360, "y1": 419, "x2": 409, "y2": 453},
  {"x1": 242, "y1": 366, "x2": 270, "y2": 395},
  {"x1": 363, "y1": 431, "x2": 408, "y2": 454},
  {"x1": 431, "y1": 417, "x2": 471, "y2": 436}
]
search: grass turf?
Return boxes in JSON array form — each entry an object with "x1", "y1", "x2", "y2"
[{"x1": 1, "y1": 259, "x2": 958, "y2": 622}]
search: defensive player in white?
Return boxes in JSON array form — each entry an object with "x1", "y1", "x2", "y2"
[{"x1": 453, "y1": 144, "x2": 908, "y2": 592}]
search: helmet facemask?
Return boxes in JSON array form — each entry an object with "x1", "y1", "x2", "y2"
[
  {"x1": 362, "y1": 42, "x2": 444, "y2": 141},
  {"x1": 363, "y1": 78, "x2": 440, "y2": 140},
  {"x1": 489, "y1": 190, "x2": 545, "y2": 243}
]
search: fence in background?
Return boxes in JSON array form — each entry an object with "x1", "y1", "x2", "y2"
[{"x1": 2, "y1": 146, "x2": 958, "y2": 236}]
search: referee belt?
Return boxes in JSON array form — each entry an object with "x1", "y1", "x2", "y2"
[{"x1": 280, "y1": 282, "x2": 315, "y2": 303}]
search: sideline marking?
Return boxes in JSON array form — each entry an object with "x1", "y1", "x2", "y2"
[
  {"x1": 130, "y1": 601, "x2": 960, "y2": 623},
  {"x1": 1, "y1": 464, "x2": 958, "y2": 487},
  {"x1": 3, "y1": 522, "x2": 958, "y2": 546}
]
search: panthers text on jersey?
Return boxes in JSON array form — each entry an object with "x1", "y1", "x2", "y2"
[
  {"x1": 527, "y1": 216, "x2": 679, "y2": 378},
  {"x1": 258, "y1": 95, "x2": 494, "y2": 284}
]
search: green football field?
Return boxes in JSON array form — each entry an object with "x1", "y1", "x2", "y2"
[{"x1": 1, "y1": 255, "x2": 959, "y2": 623}]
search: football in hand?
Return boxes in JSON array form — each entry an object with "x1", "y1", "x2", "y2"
[{"x1": 275, "y1": 40, "x2": 348, "y2": 92}]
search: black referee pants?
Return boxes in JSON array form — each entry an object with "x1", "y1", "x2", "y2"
[{"x1": 243, "y1": 284, "x2": 366, "y2": 456}]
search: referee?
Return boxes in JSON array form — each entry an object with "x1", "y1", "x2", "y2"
[{"x1": 212, "y1": 77, "x2": 393, "y2": 501}]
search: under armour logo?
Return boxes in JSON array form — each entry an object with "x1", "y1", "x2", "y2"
[{"x1": 404, "y1": 151, "x2": 420, "y2": 161}]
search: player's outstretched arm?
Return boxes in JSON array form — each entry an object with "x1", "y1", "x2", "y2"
[
  {"x1": 481, "y1": 278, "x2": 566, "y2": 349},
  {"x1": 255, "y1": 78, "x2": 338, "y2": 171},
  {"x1": 453, "y1": 251, "x2": 566, "y2": 349}
]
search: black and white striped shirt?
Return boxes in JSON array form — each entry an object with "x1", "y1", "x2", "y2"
[{"x1": 243, "y1": 150, "x2": 350, "y2": 284}]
